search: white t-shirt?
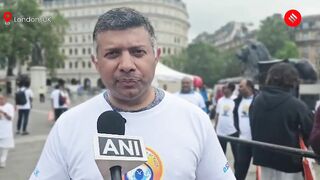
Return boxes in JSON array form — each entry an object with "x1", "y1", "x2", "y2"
[
  {"x1": 17, "y1": 87, "x2": 34, "y2": 110},
  {"x1": 216, "y1": 97, "x2": 237, "y2": 136},
  {"x1": 30, "y1": 92, "x2": 235, "y2": 180},
  {"x1": 175, "y1": 91, "x2": 206, "y2": 110},
  {"x1": 238, "y1": 97, "x2": 253, "y2": 140},
  {"x1": 0, "y1": 103, "x2": 15, "y2": 139},
  {"x1": 51, "y1": 89, "x2": 70, "y2": 109}
]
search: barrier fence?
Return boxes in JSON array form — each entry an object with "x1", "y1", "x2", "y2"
[{"x1": 218, "y1": 135, "x2": 320, "y2": 161}]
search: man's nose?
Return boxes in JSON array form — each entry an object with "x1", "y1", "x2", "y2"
[{"x1": 118, "y1": 51, "x2": 136, "y2": 73}]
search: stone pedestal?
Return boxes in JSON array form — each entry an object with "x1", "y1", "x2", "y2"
[
  {"x1": 5, "y1": 76, "x2": 16, "y2": 96},
  {"x1": 30, "y1": 66, "x2": 47, "y2": 97}
]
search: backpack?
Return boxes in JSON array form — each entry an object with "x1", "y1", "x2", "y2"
[
  {"x1": 58, "y1": 92, "x2": 66, "y2": 106},
  {"x1": 15, "y1": 90, "x2": 27, "y2": 105}
]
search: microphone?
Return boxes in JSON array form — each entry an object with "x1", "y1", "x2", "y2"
[{"x1": 94, "y1": 111, "x2": 147, "y2": 180}]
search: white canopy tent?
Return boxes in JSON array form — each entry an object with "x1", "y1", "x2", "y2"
[{"x1": 152, "y1": 63, "x2": 195, "y2": 92}]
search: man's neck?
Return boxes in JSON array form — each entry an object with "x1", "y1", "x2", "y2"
[
  {"x1": 224, "y1": 93, "x2": 232, "y2": 98},
  {"x1": 108, "y1": 88, "x2": 155, "y2": 111},
  {"x1": 243, "y1": 93, "x2": 253, "y2": 98},
  {"x1": 181, "y1": 89, "x2": 192, "y2": 94}
]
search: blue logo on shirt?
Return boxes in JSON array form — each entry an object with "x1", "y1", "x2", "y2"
[
  {"x1": 223, "y1": 162, "x2": 230, "y2": 173},
  {"x1": 33, "y1": 168, "x2": 40, "y2": 177}
]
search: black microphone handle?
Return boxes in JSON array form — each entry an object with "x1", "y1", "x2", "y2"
[{"x1": 110, "y1": 166, "x2": 122, "y2": 180}]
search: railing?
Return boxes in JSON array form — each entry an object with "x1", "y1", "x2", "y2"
[{"x1": 218, "y1": 135, "x2": 320, "y2": 161}]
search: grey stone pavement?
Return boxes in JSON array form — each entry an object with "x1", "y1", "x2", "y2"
[{"x1": 0, "y1": 93, "x2": 319, "y2": 180}]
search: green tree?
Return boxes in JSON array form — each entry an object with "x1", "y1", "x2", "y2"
[
  {"x1": 257, "y1": 14, "x2": 298, "y2": 58},
  {"x1": 275, "y1": 41, "x2": 299, "y2": 59},
  {"x1": 162, "y1": 43, "x2": 242, "y2": 86},
  {"x1": 220, "y1": 49, "x2": 243, "y2": 78},
  {"x1": 36, "y1": 10, "x2": 68, "y2": 76},
  {"x1": 0, "y1": 0, "x2": 68, "y2": 77}
]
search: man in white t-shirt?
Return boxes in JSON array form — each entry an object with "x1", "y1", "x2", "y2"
[
  {"x1": 16, "y1": 81, "x2": 34, "y2": 135},
  {"x1": 233, "y1": 79, "x2": 256, "y2": 180},
  {"x1": 214, "y1": 83, "x2": 238, "y2": 165},
  {"x1": 30, "y1": 8, "x2": 235, "y2": 180},
  {"x1": 0, "y1": 94, "x2": 15, "y2": 168},
  {"x1": 175, "y1": 77, "x2": 207, "y2": 112},
  {"x1": 50, "y1": 79, "x2": 70, "y2": 121}
]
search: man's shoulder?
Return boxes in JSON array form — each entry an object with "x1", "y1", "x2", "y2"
[
  {"x1": 51, "y1": 89, "x2": 59, "y2": 94},
  {"x1": 165, "y1": 92, "x2": 208, "y2": 115},
  {"x1": 288, "y1": 96, "x2": 309, "y2": 111},
  {"x1": 5, "y1": 102, "x2": 14, "y2": 108}
]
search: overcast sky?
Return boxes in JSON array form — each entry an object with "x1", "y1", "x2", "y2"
[{"x1": 182, "y1": 0, "x2": 320, "y2": 41}]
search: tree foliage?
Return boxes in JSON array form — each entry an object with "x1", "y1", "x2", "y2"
[
  {"x1": 257, "y1": 14, "x2": 298, "y2": 59},
  {"x1": 162, "y1": 43, "x2": 242, "y2": 86},
  {"x1": 0, "y1": 0, "x2": 68, "y2": 76}
]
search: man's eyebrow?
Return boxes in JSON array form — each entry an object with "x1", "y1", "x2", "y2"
[
  {"x1": 129, "y1": 45, "x2": 147, "y2": 49},
  {"x1": 102, "y1": 47, "x2": 121, "y2": 52}
]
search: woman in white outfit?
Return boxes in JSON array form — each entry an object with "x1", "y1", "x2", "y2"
[{"x1": 0, "y1": 94, "x2": 15, "y2": 168}]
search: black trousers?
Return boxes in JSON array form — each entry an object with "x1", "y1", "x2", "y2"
[
  {"x1": 17, "y1": 109, "x2": 30, "y2": 132},
  {"x1": 54, "y1": 108, "x2": 68, "y2": 121},
  {"x1": 235, "y1": 143, "x2": 252, "y2": 180},
  {"x1": 218, "y1": 132, "x2": 239, "y2": 169}
]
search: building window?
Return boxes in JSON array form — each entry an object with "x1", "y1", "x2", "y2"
[
  {"x1": 163, "y1": 47, "x2": 166, "y2": 54},
  {"x1": 69, "y1": 62, "x2": 73, "y2": 69},
  {"x1": 69, "y1": 48, "x2": 73, "y2": 55},
  {"x1": 82, "y1": 35, "x2": 86, "y2": 43},
  {"x1": 62, "y1": 62, "x2": 65, "y2": 69},
  {"x1": 61, "y1": 49, "x2": 65, "y2": 54},
  {"x1": 88, "y1": 48, "x2": 91, "y2": 55},
  {"x1": 88, "y1": 35, "x2": 91, "y2": 41},
  {"x1": 82, "y1": 61, "x2": 86, "y2": 68},
  {"x1": 75, "y1": 36, "x2": 78, "y2": 43},
  {"x1": 69, "y1": 36, "x2": 72, "y2": 43},
  {"x1": 82, "y1": 48, "x2": 86, "y2": 55},
  {"x1": 75, "y1": 48, "x2": 78, "y2": 55},
  {"x1": 168, "y1": 48, "x2": 171, "y2": 54},
  {"x1": 88, "y1": 61, "x2": 91, "y2": 68},
  {"x1": 75, "y1": 61, "x2": 78, "y2": 69}
]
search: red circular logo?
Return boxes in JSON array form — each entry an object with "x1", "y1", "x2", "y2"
[{"x1": 284, "y1": 9, "x2": 302, "y2": 27}]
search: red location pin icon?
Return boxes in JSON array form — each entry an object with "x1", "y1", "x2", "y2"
[{"x1": 3, "y1": 12, "x2": 12, "y2": 25}]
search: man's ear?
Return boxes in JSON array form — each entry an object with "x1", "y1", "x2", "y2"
[
  {"x1": 155, "y1": 48, "x2": 161, "y2": 63},
  {"x1": 91, "y1": 54, "x2": 99, "y2": 71}
]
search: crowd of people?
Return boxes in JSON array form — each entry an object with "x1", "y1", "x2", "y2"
[
  {"x1": 0, "y1": 7, "x2": 319, "y2": 180},
  {"x1": 212, "y1": 63, "x2": 320, "y2": 180},
  {"x1": 0, "y1": 78, "x2": 71, "y2": 168}
]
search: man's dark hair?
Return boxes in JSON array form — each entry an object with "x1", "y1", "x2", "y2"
[
  {"x1": 17, "y1": 76, "x2": 30, "y2": 88},
  {"x1": 93, "y1": 7, "x2": 156, "y2": 53},
  {"x1": 226, "y1": 82, "x2": 235, "y2": 92},
  {"x1": 58, "y1": 79, "x2": 65, "y2": 88},
  {"x1": 246, "y1": 79, "x2": 254, "y2": 91},
  {"x1": 266, "y1": 63, "x2": 299, "y2": 89}
]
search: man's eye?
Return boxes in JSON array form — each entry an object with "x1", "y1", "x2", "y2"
[
  {"x1": 105, "y1": 51, "x2": 119, "y2": 59},
  {"x1": 132, "y1": 49, "x2": 146, "y2": 57}
]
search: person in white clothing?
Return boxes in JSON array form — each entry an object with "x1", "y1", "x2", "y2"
[
  {"x1": 0, "y1": 94, "x2": 15, "y2": 168},
  {"x1": 233, "y1": 79, "x2": 256, "y2": 180},
  {"x1": 16, "y1": 80, "x2": 33, "y2": 135},
  {"x1": 175, "y1": 77, "x2": 207, "y2": 112},
  {"x1": 214, "y1": 83, "x2": 238, "y2": 166},
  {"x1": 50, "y1": 79, "x2": 70, "y2": 121},
  {"x1": 30, "y1": 8, "x2": 235, "y2": 180}
]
